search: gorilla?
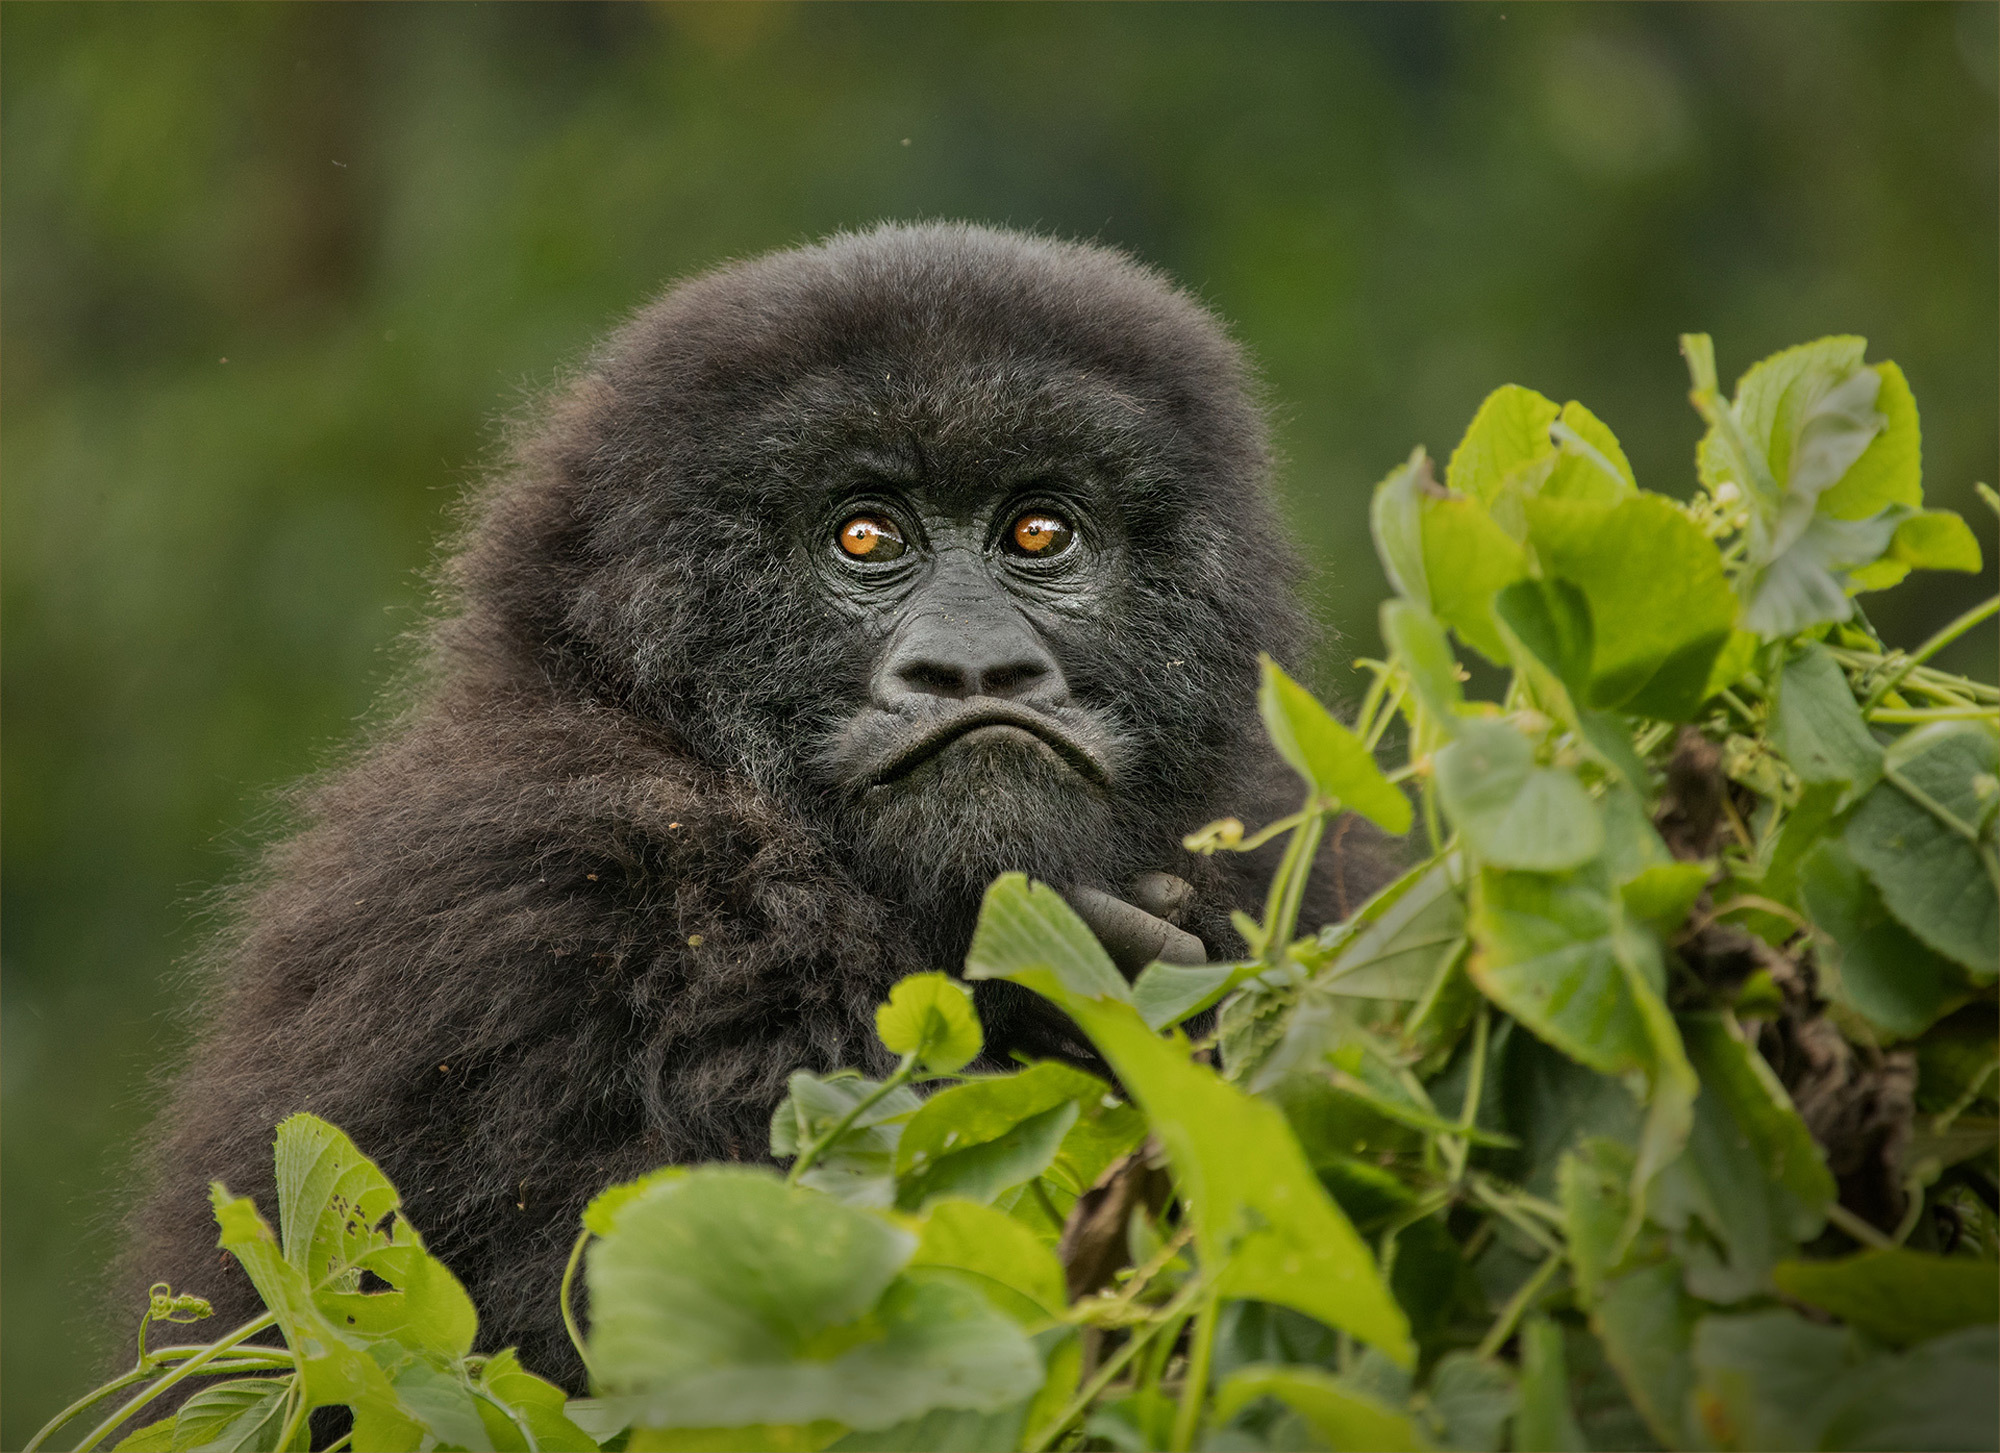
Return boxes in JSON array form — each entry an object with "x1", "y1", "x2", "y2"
[{"x1": 122, "y1": 222, "x2": 1389, "y2": 1389}]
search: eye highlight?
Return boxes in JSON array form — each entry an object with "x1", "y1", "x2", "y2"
[
  {"x1": 836, "y1": 515, "x2": 905, "y2": 561},
  {"x1": 1006, "y1": 511, "x2": 1075, "y2": 558}
]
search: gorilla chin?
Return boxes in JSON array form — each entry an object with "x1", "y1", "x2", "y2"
[{"x1": 831, "y1": 698, "x2": 1126, "y2": 910}]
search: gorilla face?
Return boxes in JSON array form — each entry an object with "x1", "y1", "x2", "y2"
[{"x1": 474, "y1": 223, "x2": 1307, "y2": 934}]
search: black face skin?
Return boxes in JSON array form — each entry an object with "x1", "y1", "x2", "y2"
[{"x1": 119, "y1": 224, "x2": 1394, "y2": 1400}]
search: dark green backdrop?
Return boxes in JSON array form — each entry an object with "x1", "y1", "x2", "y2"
[{"x1": 4, "y1": 3, "x2": 1994, "y2": 1436}]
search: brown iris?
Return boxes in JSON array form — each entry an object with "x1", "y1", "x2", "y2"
[
  {"x1": 837, "y1": 515, "x2": 905, "y2": 561},
  {"x1": 1008, "y1": 512, "x2": 1074, "y2": 557}
]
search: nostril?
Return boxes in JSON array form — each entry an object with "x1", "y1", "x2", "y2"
[
  {"x1": 978, "y1": 660, "x2": 1050, "y2": 699},
  {"x1": 895, "y1": 660, "x2": 972, "y2": 699}
]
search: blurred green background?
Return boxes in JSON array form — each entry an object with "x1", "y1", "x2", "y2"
[{"x1": 4, "y1": 1, "x2": 1994, "y2": 1433}]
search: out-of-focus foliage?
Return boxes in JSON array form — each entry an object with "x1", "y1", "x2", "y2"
[{"x1": 2, "y1": 4, "x2": 1994, "y2": 1441}]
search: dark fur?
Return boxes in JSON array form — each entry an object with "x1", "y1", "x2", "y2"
[{"x1": 122, "y1": 223, "x2": 1392, "y2": 1389}]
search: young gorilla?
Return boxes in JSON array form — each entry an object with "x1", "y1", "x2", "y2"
[{"x1": 123, "y1": 223, "x2": 1390, "y2": 1389}]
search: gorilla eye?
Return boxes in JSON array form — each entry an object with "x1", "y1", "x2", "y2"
[
  {"x1": 837, "y1": 515, "x2": 905, "y2": 561},
  {"x1": 1006, "y1": 511, "x2": 1074, "y2": 558}
]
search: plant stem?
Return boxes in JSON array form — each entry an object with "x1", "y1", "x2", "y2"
[
  {"x1": 1868, "y1": 705, "x2": 2000, "y2": 724},
  {"x1": 1444, "y1": 1007, "x2": 1491, "y2": 1182},
  {"x1": 66, "y1": 1311, "x2": 279, "y2": 1453},
  {"x1": 1475, "y1": 1250, "x2": 1563, "y2": 1359},
  {"x1": 786, "y1": 1052, "x2": 916, "y2": 1183},
  {"x1": 1169, "y1": 1290, "x2": 1222, "y2": 1453},
  {"x1": 272, "y1": 1381, "x2": 310, "y2": 1453},
  {"x1": 1910, "y1": 595, "x2": 1999, "y2": 668},
  {"x1": 1026, "y1": 1275, "x2": 1211, "y2": 1453},
  {"x1": 1824, "y1": 1201, "x2": 1896, "y2": 1250},
  {"x1": 559, "y1": 1227, "x2": 598, "y2": 1383}
]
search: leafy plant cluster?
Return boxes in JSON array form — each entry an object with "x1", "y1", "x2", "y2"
[{"x1": 35, "y1": 335, "x2": 1998, "y2": 1453}]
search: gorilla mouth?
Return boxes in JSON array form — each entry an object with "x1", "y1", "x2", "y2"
[{"x1": 865, "y1": 700, "x2": 1112, "y2": 788}]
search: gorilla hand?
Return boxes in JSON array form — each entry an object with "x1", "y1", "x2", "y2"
[{"x1": 1064, "y1": 872, "x2": 1207, "y2": 979}]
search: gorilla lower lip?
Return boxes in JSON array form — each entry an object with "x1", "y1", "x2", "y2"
[{"x1": 869, "y1": 703, "x2": 1109, "y2": 787}]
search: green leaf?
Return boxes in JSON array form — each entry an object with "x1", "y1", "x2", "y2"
[
  {"x1": 165, "y1": 1379, "x2": 290, "y2": 1452},
  {"x1": 1213, "y1": 1365, "x2": 1421, "y2": 1452},
  {"x1": 1892, "y1": 508, "x2": 1984, "y2": 570},
  {"x1": 1301, "y1": 852, "x2": 1468, "y2": 1001},
  {"x1": 875, "y1": 973, "x2": 983, "y2": 1074},
  {"x1": 112, "y1": 1419, "x2": 179, "y2": 1453},
  {"x1": 1421, "y1": 496, "x2": 1532, "y2": 664},
  {"x1": 908, "y1": 1199, "x2": 1068, "y2": 1328},
  {"x1": 1594, "y1": 1265, "x2": 1700, "y2": 1452},
  {"x1": 208, "y1": 1185, "x2": 427, "y2": 1450},
  {"x1": 1817, "y1": 359, "x2": 1922, "y2": 520},
  {"x1": 770, "y1": 1072, "x2": 922, "y2": 1207},
  {"x1": 583, "y1": 1167, "x2": 690, "y2": 1238},
  {"x1": 1845, "y1": 722, "x2": 2000, "y2": 978},
  {"x1": 1494, "y1": 577, "x2": 1594, "y2": 701},
  {"x1": 1819, "y1": 1324, "x2": 2000, "y2": 1453},
  {"x1": 1131, "y1": 958, "x2": 1263, "y2": 1031},
  {"x1": 964, "y1": 877, "x2": 1414, "y2": 1364},
  {"x1": 1618, "y1": 862, "x2": 1711, "y2": 935},
  {"x1": 271, "y1": 1113, "x2": 477, "y2": 1363},
  {"x1": 1436, "y1": 721, "x2": 1602, "y2": 872},
  {"x1": 1650, "y1": 1015, "x2": 1834, "y2": 1301},
  {"x1": 1688, "y1": 1308, "x2": 1855, "y2": 1452},
  {"x1": 1771, "y1": 641, "x2": 1882, "y2": 804},
  {"x1": 1420, "y1": 1353, "x2": 1516, "y2": 1453},
  {"x1": 474, "y1": 1349, "x2": 600, "y2": 1452},
  {"x1": 1800, "y1": 840, "x2": 1964, "y2": 1039},
  {"x1": 897, "y1": 1101, "x2": 1076, "y2": 1212},
  {"x1": 1257, "y1": 656, "x2": 1413, "y2": 832},
  {"x1": 1740, "y1": 505, "x2": 1909, "y2": 638},
  {"x1": 1774, "y1": 1248, "x2": 2000, "y2": 1348},
  {"x1": 1380, "y1": 598, "x2": 1465, "y2": 728},
  {"x1": 1371, "y1": 447, "x2": 1435, "y2": 609},
  {"x1": 587, "y1": 1167, "x2": 1041, "y2": 1432},
  {"x1": 1513, "y1": 1319, "x2": 1586, "y2": 1453},
  {"x1": 629, "y1": 1423, "x2": 842, "y2": 1452},
  {"x1": 1447, "y1": 384, "x2": 1562, "y2": 524},
  {"x1": 1523, "y1": 495, "x2": 1736, "y2": 720},
  {"x1": 1545, "y1": 400, "x2": 1638, "y2": 501},
  {"x1": 825, "y1": 1403, "x2": 1023, "y2": 1453},
  {"x1": 895, "y1": 1063, "x2": 1100, "y2": 1182},
  {"x1": 962, "y1": 874, "x2": 1131, "y2": 1006}
]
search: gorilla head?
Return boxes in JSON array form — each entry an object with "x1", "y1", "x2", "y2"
[
  {"x1": 122, "y1": 223, "x2": 1382, "y2": 1392},
  {"x1": 456, "y1": 223, "x2": 1303, "y2": 936}
]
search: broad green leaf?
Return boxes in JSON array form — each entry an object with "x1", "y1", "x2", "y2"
[
  {"x1": 1513, "y1": 1319, "x2": 1586, "y2": 1453},
  {"x1": 875, "y1": 973, "x2": 983, "y2": 1074},
  {"x1": 1371, "y1": 447, "x2": 1434, "y2": 608},
  {"x1": 630, "y1": 1424, "x2": 842, "y2": 1452},
  {"x1": 1420, "y1": 1353, "x2": 1516, "y2": 1453},
  {"x1": 1771, "y1": 642, "x2": 1882, "y2": 803},
  {"x1": 164, "y1": 1379, "x2": 290, "y2": 1452},
  {"x1": 1042, "y1": 1095, "x2": 1148, "y2": 1200},
  {"x1": 1213, "y1": 1365, "x2": 1421, "y2": 1452},
  {"x1": 1816, "y1": 358, "x2": 1921, "y2": 520},
  {"x1": 387, "y1": 1361, "x2": 490, "y2": 1453},
  {"x1": 896, "y1": 1101, "x2": 1076, "y2": 1212},
  {"x1": 475, "y1": 1349, "x2": 599, "y2": 1452},
  {"x1": 964, "y1": 877, "x2": 1414, "y2": 1364},
  {"x1": 1131, "y1": 958, "x2": 1262, "y2": 1030},
  {"x1": 962, "y1": 873, "x2": 1131, "y2": 1005},
  {"x1": 1421, "y1": 495, "x2": 1531, "y2": 664},
  {"x1": 111, "y1": 1420, "x2": 178, "y2": 1452},
  {"x1": 1618, "y1": 862, "x2": 1711, "y2": 935},
  {"x1": 1689, "y1": 1308, "x2": 1854, "y2": 1452},
  {"x1": 1650, "y1": 1015, "x2": 1833, "y2": 1301},
  {"x1": 208, "y1": 1186, "x2": 426, "y2": 1450},
  {"x1": 1544, "y1": 400, "x2": 1638, "y2": 501},
  {"x1": 270, "y1": 1114, "x2": 477, "y2": 1363},
  {"x1": 1774, "y1": 363, "x2": 1886, "y2": 522},
  {"x1": 1845, "y1": 722, "x2": 2000, "y2": 977},
  {"x1": 909, "y1": 1199, "x2": 1068, "y2": 1328},
  {"x1": 895, "y1": 1062, "x2": 1101, "y2": 1181},
  {"x1": 1818, "y1": 1324, "x2": 2000, "y2": 1453},
  {"x1": 1447, "y1": 384, "x2": 1562, "y2": 523},
  {"x1": 1889, "y1": 508, "x2": 1983, "y2": 570},
  {"x1": 825, "y1": 1403, "x2": 1023, "y2": 1453},
  {"x1": 587, "y1": 1167, "x2": 1040, "y2": 1431},
  {"x1": 1258, "y1": 656, "x2": 1413, "y2": 832},
  {"x1": 1740, "y1": 506, "x2": 1909, "y2": 638},
  {"x1": 1493, "y1": 577, "x2": 1594, "y2": 701},
  {"x1": 1436, "y1": 721, "x2": 1602, "y2": 872},
  {"x1": 1301, "y1": 852, "x2": 1467, "y2": 1001},
  {"x1": 1800, "y1": 840, "x2": 1964, "y2": 1039},
  {"x1": 1380, "y1": 597, "x2": 1465, "y2": 728},
  {"x1": 770, "y1": 1072, "x2": 923, "y2": 1207},
  {"x1": 1702, "y1": 630, "x2": 1759, "y2": 700},
  {"x1": 583, "y1": 1167, "x2": 689, "y2": 1238},
  {"x1": 1523, "y1": 495, "x2": 1736, "y2": 720},
  {"x1": 1774, "y1": 1248, "x2": 1999, "y2": 1348}
]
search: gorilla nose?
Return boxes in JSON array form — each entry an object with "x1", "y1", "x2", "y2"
[{"x1": 878, "y1": 613, "x2": 1066, "y2": 708}]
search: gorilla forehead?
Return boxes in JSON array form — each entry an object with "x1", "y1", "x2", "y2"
[{"x1": 584, "y1": 222, "x2": 1269, "y2": 521}]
